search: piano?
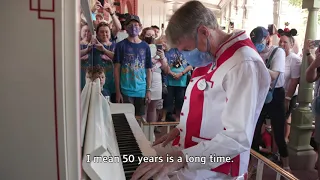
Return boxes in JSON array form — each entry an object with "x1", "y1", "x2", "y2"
[
  {"x1": 81, "y1": 78, "x2": 157, "y2": 180},
  {"x1": 80, "y1": 1, "x2": 157, "y2": 179}
]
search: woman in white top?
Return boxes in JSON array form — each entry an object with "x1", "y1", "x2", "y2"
[
  {"x1": 278, "y1": 28, "x2": 302, "y2": 143},
  {"x1": 250, "y1": 26, "x2": 291, "y2": 171},
  {"x1": 139, "y1": 27, "x2": 169, "y2": 124}
]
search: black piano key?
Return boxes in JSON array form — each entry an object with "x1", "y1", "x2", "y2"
[
  {"x1": 119, "y1": 147, "x2": 141, "y2": 151},
  {"x1": 112, "y1": 113, "x2": 148, "y2": 180}
]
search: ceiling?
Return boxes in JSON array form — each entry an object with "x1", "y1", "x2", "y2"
[{"x1": 164, "y1": 0, "x2": 231, "y2": 19}]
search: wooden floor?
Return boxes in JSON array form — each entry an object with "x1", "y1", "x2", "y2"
[{"x1": 154, "y1": 125, "x2": 318, "y2": 180}]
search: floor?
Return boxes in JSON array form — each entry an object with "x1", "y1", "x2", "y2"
[{"x1": 153, "y1": 126, "x2": 318, "y2": 180}]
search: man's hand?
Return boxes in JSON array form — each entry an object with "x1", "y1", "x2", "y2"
[
  {"x1": 153, "y1": 128, "x2": 180, "y2": 147},
  {"x1": 145, "y1": 91, "x2": 151, "y2": 104},
  {"x1": 313, "y1": 48, "x2": 320, "y2": 68},
  {"x1": 285, "y1": 99, "x2": 290, "y2": 112},
  {"x1": 130, "y1": 151, "x2": 186, "y2": 180},
  {"x1": 304, "y1": 39, "x2": 315, "y2": 54},
  {"x1": 103, "y1": 2, "x2": 114, "y2": 14},
  {"x1": 116, "y1": 92, "x2": 123, "y2": 103},
  {"x1": 173, "y1": 72, "x2": 183, "y2": 80},
  {"x1": 94, "y1": 1, "x2": 102, "y2": 11},
  {"x1": 157, "y1": 49, "x2": 165, "y2": 60},
  {"x1": 94, "y1": 40, "x2": 106, "y2": 52},
  {"x1": 80, "y1": 54, "x2": 89, "y2": 60}
]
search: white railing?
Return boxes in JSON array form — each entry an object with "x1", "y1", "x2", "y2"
[{"x1": 140, "y1": 120, "x2": 299, "y2": 180}]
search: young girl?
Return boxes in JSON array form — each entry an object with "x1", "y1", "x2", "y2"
[{"x1": 80, "y1": 23, "x2": 93, "y2": 91}]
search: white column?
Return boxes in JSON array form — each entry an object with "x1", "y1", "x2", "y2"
[
  {"x1": 236, "y1": 0, "x2": 244, "y2": 29},
  {"x1": 225, "y1": 3, "x2": 230, "y2": 31},
  {"x1": 242, "y1": 0, "x2": 254, "y2": 32},
  {"x1": 271, "y1": 0, "x2": 281, "y2": 45},
  {"x1": 220, "y1": 7, "x2": 226, "y2": 26},
  {"x1": 229, "y1": 1, "x2": 236, "y2": 23},
  {"x1": 228, "y1": 1, "x2": 237, "y2": 32},
  {"x1": 273, "y1": 0, "x2": 281, "y2": 28}
]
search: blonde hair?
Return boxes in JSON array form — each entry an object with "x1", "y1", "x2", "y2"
[{"x1": 165, "y1": 1, "x2": 219, "y2": 48}]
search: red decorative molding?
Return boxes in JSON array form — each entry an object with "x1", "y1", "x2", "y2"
[
  {"x1": 118, "y1": 0, "x2": 137, "y2": 15},
  {"x1": 29, "y1": 0, "x2": 60, "y2": 180}
]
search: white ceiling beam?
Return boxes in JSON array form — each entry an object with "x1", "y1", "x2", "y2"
[
  {"x1": 164, "y1": 0, "x2": 221, "y2": 10},
  {"x1": 219, "y1": 0, "x2": 233, "y2": 9}
]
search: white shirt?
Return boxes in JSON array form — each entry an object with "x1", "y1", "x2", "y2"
[
  {"x1": 116, "y1": 31, "x2": 128, "y2": 43},
  {"x1": 284, "y1": 52, "x2": 302, "y2": 96},
  {"x1": 172, "y1": 31, "x2": 270, "y2": 179},
  {"x1": 260, "y1": 45, "x2": 286, "y2": 88}
]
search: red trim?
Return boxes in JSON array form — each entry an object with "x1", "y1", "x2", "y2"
[
  {"x1": 172, "y1": 136, "x2": 180, "y2": 146},
  {"x1": 192, "y1": 135, "x2": 211, "y2": 141},
  {"x1": 215, "y1": 31, "x2": 246, "y2": 56},
  {"x1": 191, "y1": 31, "x2": 249, "y2": 80},
  {"x1": 184, "y1": 76, "x2": 205, "y2": 148},
  {"x1": 230, "y1": 155, "x2": 240, "y2": 176},
  {"x1": 191, "y1": 64, "x2": 211, "y2": 79},
  {"x1": 30, "y1": 0, "x2": 55, "y2": 12},
  {"x1": 29, "y1": 0, "x2": 60, "y2": 179}
]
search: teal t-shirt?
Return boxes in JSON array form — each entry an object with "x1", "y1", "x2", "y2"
[
  {"x1": 113, "y1": 39, "x2": 152, "y2": 98},
  {"x1": 165, "y1": 48, "x2": 188, "y2": 87}
]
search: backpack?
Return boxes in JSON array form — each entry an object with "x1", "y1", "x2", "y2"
[{"x1": 265, "y1": 47, "x2": 279, "y2": 104}]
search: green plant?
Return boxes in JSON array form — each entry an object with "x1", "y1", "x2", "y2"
[
  {"x1": 289, "y1": 0, "x2": 302, "y2": 7},
  {"x1": 289, "y1": 0, "x2": 320, "y2": 24}
]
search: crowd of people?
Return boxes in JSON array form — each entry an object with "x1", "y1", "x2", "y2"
[
  {"x1": 80, "y1": 0, "x2": 320, "y2": 179},
  {"x1": 80, "y1": 0, "x2": 192, "y2": 134}
]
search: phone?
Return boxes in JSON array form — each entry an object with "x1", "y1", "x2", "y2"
[
  {"x1": 161, "y1": 23, "x2": 164, "y2": 29},
  {"x1": 98, "y1": 0, "x2": 104, "y2": 5},
  {"x1": 268, "y1": 24, "x2": 275, "y2": 35},
  {"x1": 113, "y1": 2, "x2": 120, "y2": 6},
  {"x1": 314, "y1": 40, "x2": 320, "y2": 47},
  {"x1": 156, "y1": 44, "x2": 163, "y2": 50}
]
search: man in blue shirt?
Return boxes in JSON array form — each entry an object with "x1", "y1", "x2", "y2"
[{"x1": 113, "y1": 15, "x2": 152, "y2": 117}]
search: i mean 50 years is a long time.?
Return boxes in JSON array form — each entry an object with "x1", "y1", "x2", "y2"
[{"x1": 86, "y1": 154, "x2": 163, "y2": 164}]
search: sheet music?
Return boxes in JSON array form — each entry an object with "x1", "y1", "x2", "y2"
[
  {"x1": 81, "y1": 79, "x2": 92, "y2": 147},
  {"x1": 82, "y1": 79, "x2": 125, "y2": 180}
]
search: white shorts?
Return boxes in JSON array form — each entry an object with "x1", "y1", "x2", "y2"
[{"x1": 153, "y1": 143, "x2": 247, "y2": 180}]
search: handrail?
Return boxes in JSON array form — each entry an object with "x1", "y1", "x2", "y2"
[{"x1": 250, "y1": 149, "x2": 299, "y2": 180}]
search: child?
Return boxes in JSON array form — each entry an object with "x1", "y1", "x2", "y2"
[
  {"x1": 113, "y1": 15, "x2": 152, "y2": 117},
  {"x1": 86, "y1": 66, "x2": 110, "y2": 97},
  {"x1": 259, "y1": 123, "x2": 272, "y2": 156}
]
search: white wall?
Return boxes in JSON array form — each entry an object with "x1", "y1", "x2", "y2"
[
  {"x1": 138, "y1": 0, "x2": 166, "y2": 31},
  {"x1": 0, "y1": 0, "x2": 80, "y2": 180}
]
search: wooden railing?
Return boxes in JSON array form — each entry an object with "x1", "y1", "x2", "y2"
[
  {"x1": 138, "y1": 118, "x2": 179, "y2": 143},
  {"x1": 139, "y1": 120, "x2": 299, "y2": 180},
  {"x1": 250, "y1": 149, "x2": 298, "y2": 180}
]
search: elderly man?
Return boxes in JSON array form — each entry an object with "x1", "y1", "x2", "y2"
[{"x1": 131, "y1": 1, "x2": 270, "y2": 180}]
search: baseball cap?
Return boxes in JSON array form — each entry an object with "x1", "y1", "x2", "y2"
[
  {"x1": 124, "y1": 14, "x2": 141, "y2": 26},
  {"x1": 250, "y1": 26, "x2": 269, "y2": 44}
]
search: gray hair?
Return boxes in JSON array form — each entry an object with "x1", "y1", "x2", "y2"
[{"x1": 165, "y1": 1, "x2": 219, "y2": 48}]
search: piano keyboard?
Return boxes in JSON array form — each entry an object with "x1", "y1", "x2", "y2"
[
  {"x1": 81, "y1": 80, "x2": 157, "y2": 180},
  {"x1": 112, "y1": 113, "x2": 144, "y2": 179}
]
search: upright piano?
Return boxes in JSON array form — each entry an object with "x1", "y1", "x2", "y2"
[{"x1": 81, "y1": 79, "x2": 157, "y2": 180}]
